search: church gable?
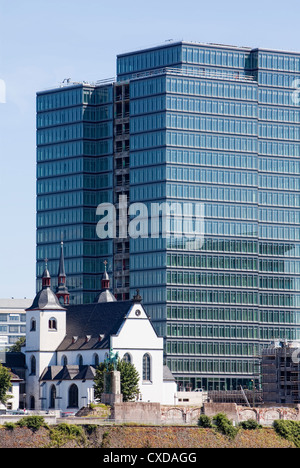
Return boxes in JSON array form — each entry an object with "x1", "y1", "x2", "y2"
[{"x1": 112, "y1": 303, "x2": 163, "y2": 351}]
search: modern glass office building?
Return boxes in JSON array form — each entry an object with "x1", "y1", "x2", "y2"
[
  {"x1": 36, "y1": 41, "x2": 300, "y2": 390},
  {"x1": 36, "y1": 83, "x2": 115, "y2": 303}
]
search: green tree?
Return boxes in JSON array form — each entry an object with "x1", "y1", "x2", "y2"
[
  {"x1": 8, "y1": 337, "x2": 25, "y2": 353},
  {"x1": 118, "y1": 359, "x2": 140, "y2": 402},
  {"x1": 0, "y1": 363, "x2": 12, "y2": 405},
  {"x1": 94, "y1": 359, "x2": 140, "y2": 403}
]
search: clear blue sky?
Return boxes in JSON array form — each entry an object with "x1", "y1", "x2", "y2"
[{"x1": 0, "y1": 0, "x2": 300, "y2": 299}]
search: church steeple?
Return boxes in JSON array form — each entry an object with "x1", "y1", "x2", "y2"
[
  {"x1": 56, "y1": 241, "x2": 70, "y2": 305},
  {"x1": 58, "y1": 241, "x2": 66, "y2": 280},
  {"x1": 42, "y1": 259, "x2": 51, "y2": 289},
  {"x1": 101, "y1": 260, "x2": 110, "y2": 290},
  {"x1": 94, "y1": 260, "x2": 116, "y2": 303},
  {"x1": 27, "y1": 259, "x2": 65, "y2": 311}
]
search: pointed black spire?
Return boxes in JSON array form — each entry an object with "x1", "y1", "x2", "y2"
[
  {"x1": 58, "y1": 241, "x2": 66, "y2": 279},
  {"x1": 56, "y1": 241, "x2": 70, "y2": 305}
]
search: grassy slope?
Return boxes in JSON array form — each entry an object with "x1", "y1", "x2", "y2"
[{"x1": 0, "y1": 425, "x2": 296, "y2": 448}]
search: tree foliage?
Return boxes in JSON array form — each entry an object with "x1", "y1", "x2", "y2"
[
  {"x1": 212, "y1": 413, "x2": 239, "y2": 439},
  {"x1": 0, "y1": 363, "x2": 12, "y2": 405},
  {"x1": 198, "y1": 414, "x2": 213, "y2": 428},
  {"x1": 94, "y1": 359, "x2": 140, "y2": 403},
  {"x1": 8, "y1": 337, "x2": 25, "y2": 353}
]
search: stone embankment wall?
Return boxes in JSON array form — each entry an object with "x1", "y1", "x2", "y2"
[
  {"x1": 1, "y1": 402, "x2": 300, "y2": 427},
  {"x1": 204, "y1": 402, "x2": 300, "y2": 426}
]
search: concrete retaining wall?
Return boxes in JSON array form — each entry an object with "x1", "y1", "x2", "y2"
[
  {"x1": 112, "y1": 402, "x2": 161, "y2": 424},
  {"x1": 204, "y1": 403, "x2": 239, "y2": 423},
  {"x1": 0, "y1": 414, "x2": 57, "y2": 426}
]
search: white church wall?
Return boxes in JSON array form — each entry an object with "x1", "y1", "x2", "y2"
[
  {"x1": 25, "y1": 351, "x2": 56, "y2": 410},
  {"x1": 25, "y1": 309, "x2": 66, "y2": 353},
  {"x1": 111, "y1": 303, "x2": 174, "y2": 404},
  {"x1": 40, "y1": 380, "x2": 95, "y2": 412},
  {"x1": 162, "y1": 380, "x2": 178, "y2": 405}
]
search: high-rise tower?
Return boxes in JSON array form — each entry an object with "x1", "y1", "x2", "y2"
[{"x1": 36, "y1": 42, "x2": 300, "y2": 390}]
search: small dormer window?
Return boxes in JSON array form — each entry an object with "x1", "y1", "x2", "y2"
[{"x1": 49, "y1": 318, "x2": 57, "y2": 330}]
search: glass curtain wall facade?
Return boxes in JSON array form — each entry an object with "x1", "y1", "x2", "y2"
[
  {"x1": 36, "y1": 84, "x2": 114, "y2": 303},
  {"x1": 120, "y1": 42, "x2": 300, "y2": 390},
  {"x1": 36, "y1": 41, "x2": 300, "y2": 390}
]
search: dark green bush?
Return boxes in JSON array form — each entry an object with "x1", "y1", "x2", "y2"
[
  {"x1": 84, "y1": 424, "x2": 97, "y2": 435},
  {"x1": 55, "y1": 423, "x2": 83, "y2": 437},
  {"x1": 213, "y1": 412, "x2": 239, "y2": 439},
  {"x1": 239, "y1": 419, "x2": 261, "y2": 430},
  {"x1": 198, "y1": 414, "x2": 212, "y2": 428},
  {"x1": 16, "y1": 415, "x2": 46, "y2": 432},
  {"x1": 273, "y1": 420, "x2": 300, "y2": 448},
  {"x1": 4, "y1": 422, "x2": 16, "y2": 430}
]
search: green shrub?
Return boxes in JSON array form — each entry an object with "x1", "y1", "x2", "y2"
[
  {"x1": 4, "y1": 422, "x2": 16, "y2": 430},
  {"x1": 85, "y1": 424, "x2": 97, "y2": 435},
  {"x1": 213, "y1": 412, "x2": 239, "y2": 439},
  {"x1": 239, "y1": 419, "x2": 261, "y2": 430},
  {"x1": 198, "y1": 414, "x2": 212, "y2": 428},
  {"x1": 49, "y1": 423, "x2": 86, "y2": 448},
  {"x1": 273, "y1": 420, "x2": 300, "y2": 448},
  {"x1": 16, "y1": 416, "x2": 46, "y2": 432},
  {"x1": 55, "y1": 423, "x2": 83, "y2": 437}
]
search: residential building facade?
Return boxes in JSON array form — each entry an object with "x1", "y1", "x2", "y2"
[
  {"x1": 262, "y1": 340, "x2": 300, "y2": 404},
  {"x1": 0, "y1": 299, "x2": 32, "y2": 351},
  {"x1": 36, "y1": 41, "x2": 300, "y2": 391}
]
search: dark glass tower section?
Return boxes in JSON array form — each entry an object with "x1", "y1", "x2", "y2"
[{"x1": 36, "y1": 83, "x2": 114, "y2": 303}]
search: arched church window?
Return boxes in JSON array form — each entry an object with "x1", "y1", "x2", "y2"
[
  {"x1": 68, "y1": 384, "x2": 78, "y2": 408},
  {"x1": 77, "y1": 354, "x2": 83, "y2": 366},
  {"x1": 49, "y1": 385, "x2": 56, "y2": 409},
  {"x1": 48, "y1": 318, "x2": 57, "y2": 330},
  {"x1": 30, "y1": 355, "x2": 36, "y2": 375},
  {"x1": 93, "y1": 354, "x2": 99, "y2": 367},
  {"x1": 29, "y1": 396, "x2": 35, "y2": 410},
  {"x1": 123, "y1": 353, "x2": 132, "y2": 363},
  {"x1": 62, "y1": 355, "x2": 68, "y2": 366},
  {"x1": 143, "y1": 353, "x2": 151, "y2": 381},
  {"x1": 30, "y1": 318, "x2": 36, "y2": 331}
]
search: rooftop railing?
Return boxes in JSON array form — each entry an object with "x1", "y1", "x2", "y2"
[{"x1": 131, "y1": 66, "x2": 256, "y2": 82}]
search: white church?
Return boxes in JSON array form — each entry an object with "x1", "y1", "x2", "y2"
[{"x1": 24, "y1": 244, "x2": 177, "y2": 412}]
